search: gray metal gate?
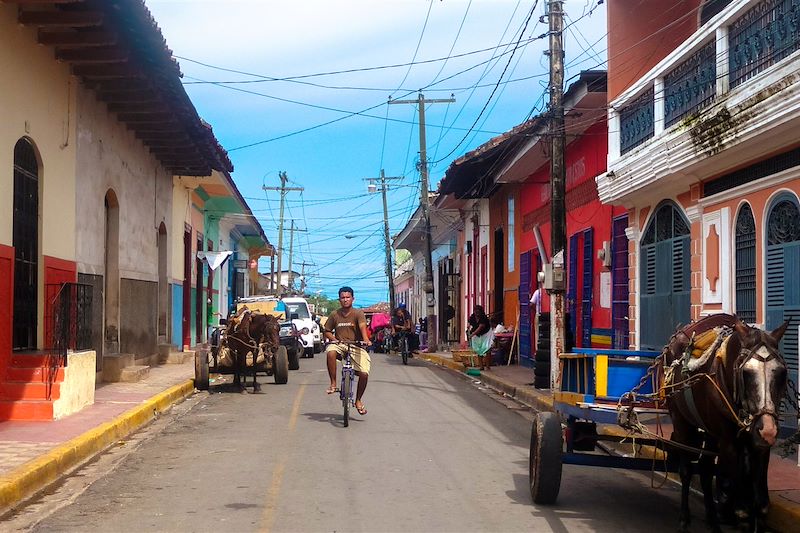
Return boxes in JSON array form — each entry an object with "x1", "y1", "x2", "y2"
[{"x1": 640, "y1": 203, "x2": 691, "y2": 351}]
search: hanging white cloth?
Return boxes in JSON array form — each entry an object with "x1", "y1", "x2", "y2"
[{"x1": 197, "y1": 250, "x2": 234, "y2": 271}]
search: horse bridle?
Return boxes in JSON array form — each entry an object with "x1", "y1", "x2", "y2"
[{"x1": 733, "y1": 343, "x2": 786, "y2": 432}]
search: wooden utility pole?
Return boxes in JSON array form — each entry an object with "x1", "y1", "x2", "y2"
[
  {"x1": 389, "y1": 93, "x2": 455, "y2": 351},
  {"x1": 286, "y1": 220, "x2": 307, "y2": 293},
  {"x1": 263, "y1": 172, "x2": 303, "y2": 296},
  {"x1": 365, "y1": 170, "x2": 403, "y2": 311},
  {"x1": 548, "y1": 0, "x2": 567, "y2": 389},
  {"x1": 299, "y1": 261, "x2": 315, "y2": 294}
]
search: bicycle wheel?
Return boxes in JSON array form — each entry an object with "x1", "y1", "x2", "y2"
[
  {"x1": 401, "y1": 336, "x2": 409, "y2": 365},
  {"x1": 342, "y1": 369, "x2": 352, "y2": 427}
]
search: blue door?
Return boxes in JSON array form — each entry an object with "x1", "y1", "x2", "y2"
[
  {"x1": 765, "y1": 195, "x2": 800, "y2": 428},
  {"x1": 640, "y1": 203, "x2": 691, "y2": 351},
  {"x1": 581, "y1": 228, "x2": 594, "y2": 347},
  {"x1": 611, "y1": 215, "x2": 629, "y2": 349},
  {"x1": 519, "y1": 251, "x2": 532, "y2": 367}
]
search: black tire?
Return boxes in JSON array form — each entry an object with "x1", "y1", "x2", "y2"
[
  {"x1": 535, "y1": 349, "x2": 550, "y2": 362},
  {"x1": 194, "y1": 349, "x2": 210, "y2": 391},
  {"x1": 313, "y1": 342, "x2": 322, "y2": 355},
  {"x1": 273, "y1": 346, "x2": 289, "y2": 384},
  {"x1": 529, "y1": 412, "x2": 563, "y2": 504},
  {"x1": 342, "y1": 373, "x2": 351, "y2": 427},
  {"x1": 401, "y1": 336, "x2": 409, "y2": 365},
  {"x1": 533, "y1": 374, "x2": 551, "y2": 389},
  {"x1": 288, "y1": 346, "x2": 300, "y2": 371},
  {"x1": 533, "y1": 365, "x2": 550, "y2": 377}
]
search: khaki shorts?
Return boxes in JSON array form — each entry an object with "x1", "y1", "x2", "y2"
[{"x1": 326, "y1": 342, "x2": 371, "y2": 374}]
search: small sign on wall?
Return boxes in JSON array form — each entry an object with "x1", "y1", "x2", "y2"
[
  {"x1": 600, "y1": 271, "x2": 611, "y2": 309},
  {"x1": 233, "y1": 259, "x2": 247, "y2": 269}
]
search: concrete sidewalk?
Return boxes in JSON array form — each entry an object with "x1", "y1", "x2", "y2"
[
  {"x1": 0, "y1": 360, "x2": 196, "y2": 514},
  {"x1": 419, "y1": 350, "x2": 800, "y2": 533}
]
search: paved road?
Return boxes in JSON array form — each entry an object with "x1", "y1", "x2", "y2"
[{"x1": 10, "y1": 353, "x2": 695, "y2": 532}]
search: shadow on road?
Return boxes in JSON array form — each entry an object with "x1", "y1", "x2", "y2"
[{"x1": 302, "y1": 411, "x2": 364, "y2": 427}]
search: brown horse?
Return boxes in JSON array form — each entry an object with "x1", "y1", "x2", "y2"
[
  {"x1": 226, "y1": 310, "x2": 280, "y2": 393},
  {"x1": 662, "y1": 313, "x2": 788, "y2": 532}
]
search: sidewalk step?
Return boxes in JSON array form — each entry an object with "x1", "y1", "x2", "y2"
[
  {"x1": 7, "y1": 366, "x2": 65, "y2": 382},
  {"x1": 0, "y1": 399, "x2": 54, "y2": 421},
  {"x1": 10, "y1": 354, "x2": 61, "y2": 368},
  {"x1": 3, "y1": 381, "x2": 61, "y2": 401},
  {"x1": 162, "y1": 351, "x2": 192, "y2": 364},
  {"x1": 102, "y1": 353, "x2": 135, "y2": 382},
  {"x1": 119, "y1": 365, "x2": 150, "y2": 382}
]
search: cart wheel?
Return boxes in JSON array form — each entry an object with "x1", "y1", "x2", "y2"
[
  {"x1": 273, "y1": 346, "x2": 289, "y2": 384},
  {"x1": 194, "y1": 349, "x2": 210, "y2": 391},
  {"x1": 288, "y1": 346, "x2": 300, "y2": 370},
  {"x1": 529, "y1": 411, "x2": 562, "y2": 504}
]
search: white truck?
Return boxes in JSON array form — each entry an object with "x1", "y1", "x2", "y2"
[{"x1": 281, "y1": 296, "x2": 323, "y2": 356}]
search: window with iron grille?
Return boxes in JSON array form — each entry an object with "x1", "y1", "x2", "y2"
[
  {"x1": 619, "y1": 87, "x2": 655, "y2": 155},
  {"x1": 735, "y1": 203, "x2": 757, "y2": 323}
]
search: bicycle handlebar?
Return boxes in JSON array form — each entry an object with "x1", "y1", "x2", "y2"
[{"x1": 330, "y1": 340, "x2": 370, "y2": 347}]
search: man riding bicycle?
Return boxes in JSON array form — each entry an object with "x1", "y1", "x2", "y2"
[
  {"x1": 391, "y1": 304, "x2": 412, "y2": 352},
  {"x1": 324, "y1": 286, "x2": 372, "y2": 415}
]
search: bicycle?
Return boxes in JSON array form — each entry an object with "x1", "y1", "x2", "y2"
[
  {"x1": 336, "y1": 340, "x2": 367, "y2": 427},
  {"x1": 397, "y1": 331, "x2": 411, "y2": 365}
]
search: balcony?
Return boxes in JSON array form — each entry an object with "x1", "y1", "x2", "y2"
[{"x1": 599, "y1": 0, "x2": 800, "y2": 205}]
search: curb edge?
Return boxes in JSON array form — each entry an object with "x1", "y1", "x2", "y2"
[{"x1": 0, "y1": 378, "x2": 195, "y2": 513}]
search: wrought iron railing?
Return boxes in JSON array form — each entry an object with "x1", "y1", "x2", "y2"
[
  {"x1": 664, "y1": 41, "x2": 717, "y2": 126},
  {"x1": 615, "y1": 0, "x2": 800, "y2": 158},
  {"x1": 729, "y1": 0, "x2": 800, "y2": 88},
  {"x1": 45, "y1": 282, "x2": 94, "y2": 357},
  {"x1": 619, "y1": 87, "x2": 655, "y2": 155}
]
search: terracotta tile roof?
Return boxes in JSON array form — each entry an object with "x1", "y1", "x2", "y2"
[{"x1": 13, "y1": 0, "x2": 233, "y2": 176}]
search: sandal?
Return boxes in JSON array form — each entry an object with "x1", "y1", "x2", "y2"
[
  {"x1": 355, "y1": 402, "x2": 367, "y2": 415},
  {"x1": 326, "y1": 385, "x2": 339, "y2": 394}
]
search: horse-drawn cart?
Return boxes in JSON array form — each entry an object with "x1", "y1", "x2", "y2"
[
  {"x1": 194, "y1": 313, "x2": 289, "y2": 391},
  {"x1": 529, "y1": 347, "x2": 674, "y2": 504},
  {"x1": 529, "y1": 314, "x2": 794, "y2": 531}
]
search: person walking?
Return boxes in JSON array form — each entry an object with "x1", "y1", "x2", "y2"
[{"x1": 323, "y1": 286, "x2": 372, "y2": 415}]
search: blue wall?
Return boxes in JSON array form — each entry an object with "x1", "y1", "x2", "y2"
[{"x1": 171, "y1": 283, "x2": 183, "y2": 349}]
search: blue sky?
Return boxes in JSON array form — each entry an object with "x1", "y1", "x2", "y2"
[{"x1": 146, "y1": 0, "x2": 608, "y2": 307}]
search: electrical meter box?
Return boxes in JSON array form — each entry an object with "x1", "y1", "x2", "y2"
[{"x1": 543, "y1": 263, "x2": 565, "y2": 291}]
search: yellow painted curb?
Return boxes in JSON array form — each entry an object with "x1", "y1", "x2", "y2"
[{"x1": 0, "y1": 379, "x2": 195, "y2": 512}]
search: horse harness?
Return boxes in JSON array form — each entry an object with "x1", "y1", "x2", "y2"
[{"x1": 665, "y1": 318, "x2": 784, "y2": 436}]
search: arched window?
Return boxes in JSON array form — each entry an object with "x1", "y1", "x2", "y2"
[
  {"x1": 734, "y1": 203, "x2": 756, "y2": 323},
  {"x1": 640, "y1": 202, "x2": 691, "y2": 350},
  {"x1": 765, "y1": 193, "x2": 800, "y2": 424}
]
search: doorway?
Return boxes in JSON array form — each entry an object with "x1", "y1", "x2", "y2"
[{"x1": 12, "y1": 139, "x2": 39, "y2": 351}]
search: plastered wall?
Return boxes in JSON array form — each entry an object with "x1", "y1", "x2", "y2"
[
  {"x1": 74, "y1": 86, "x2": 173, "y2": 282},
  {"x1": 0, "y1": 5, "x2": 77, "y2": 258}
]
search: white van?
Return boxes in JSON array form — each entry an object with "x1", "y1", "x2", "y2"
[{"x1": 281, "y1": 297, "x2": 322, "y2": 356}]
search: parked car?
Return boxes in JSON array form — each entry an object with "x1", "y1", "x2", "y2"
[
  {"x1": 279, "y1": 319, "x2": 302, "y2": 370},
  {"x1": 281, "y1": 296, "x2": 322, "y2": 356}
]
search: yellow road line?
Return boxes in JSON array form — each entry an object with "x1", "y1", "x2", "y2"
[{"x1": 261, "y1": 382, "x2": 306, "y2": 533}]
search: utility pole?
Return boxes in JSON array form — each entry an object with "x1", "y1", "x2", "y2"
[
  {"x1": 547, "y1": 0, "x2": 567, "y2": 389},
  {"x1": 390, "y1": 92, "x2": 454, "y2": 352},
  {"x1": 365, "y1": 170, "x2": 403, "y2": 311},
  {"x1": 286, "y1": 221, "x2": 307, "y2": 293},
  {"x1": 263, "y1": 172, "x2": 303, "y2": 296},
  {"x1": 299, "y1": 261, "x2": 315, "y2": 294}
]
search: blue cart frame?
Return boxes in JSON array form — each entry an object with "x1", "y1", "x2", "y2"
[{"x1": 529, "y1": 348, "x2": 679, "y2": 504}]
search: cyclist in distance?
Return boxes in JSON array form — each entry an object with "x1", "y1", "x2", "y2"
[
  {"x1": 391, "y1": 303, "x2": 412, "y2": 353},
  {"x1": 323, "y1": 286, "x2": 372, "y2": 415}
]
